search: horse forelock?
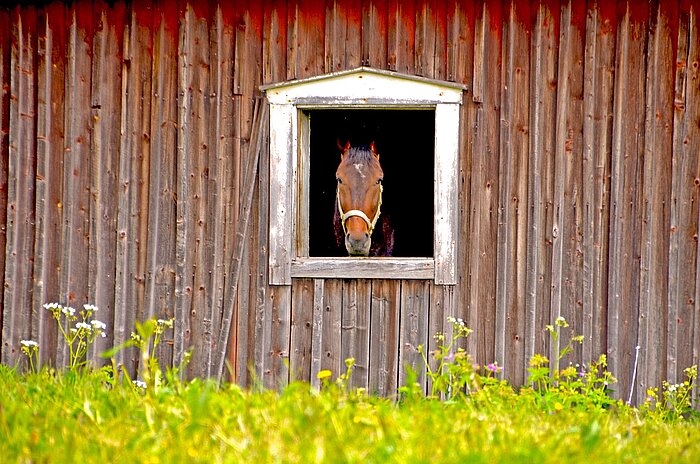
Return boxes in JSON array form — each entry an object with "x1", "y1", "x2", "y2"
[{"x1": 343, "y1": 146, "x2": 379, "y2": 165}]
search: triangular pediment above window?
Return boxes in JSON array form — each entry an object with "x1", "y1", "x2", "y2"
[{"x1": 261, "y1": 67, "x2": 465, "y2": 105}]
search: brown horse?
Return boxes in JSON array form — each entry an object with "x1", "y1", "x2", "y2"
[{"x1": 334, "y1": 141, "x2": 394, "y2": 256}]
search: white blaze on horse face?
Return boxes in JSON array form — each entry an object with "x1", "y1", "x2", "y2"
[{"x1": 353, "y1": 163, "x2": 366, "y2": 178}]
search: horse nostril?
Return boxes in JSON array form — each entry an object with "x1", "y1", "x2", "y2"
[{"x1": 364, "y1": 232, "x2": 370, "y2": 239}]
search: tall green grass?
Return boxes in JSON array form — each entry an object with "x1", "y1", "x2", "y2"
[
  {"x1": 1, "y1": 364, "x2": 699, "y2": 463},
  {"x1": 2, "y1": 306, "x2": 698, "y2": 463}
]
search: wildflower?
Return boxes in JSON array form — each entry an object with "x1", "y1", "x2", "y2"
[
  {"x1": 43, "y1": 302, "x2": 60, "y2": 311},
  {"x1": 133, "y1": 380, "x2": 147, "y2": 389},
  {"x1": 62, "y1": 306, "x2": 76, "y2": 317},
  {"x1": 75, "y1": 322, "x2": 92, "y2": 331},
  {"x1": 90, "y1": 320, "x2": 107, "y2": 330},
  {"x1": 21, "y1": 340, "x2": 38, "y2": 348},
  {"x1": 100, "y1": 332, "x2": 107, "y2": 338},
  {"x1": 83, "y1": 304, "x2": 99, "y2": 312},
  {"x1": 317, "y1": 370, "x2": 332, "y2": 380},
  {"x1": 486, "y1": 362, "x2": 502, "y2": 373}
]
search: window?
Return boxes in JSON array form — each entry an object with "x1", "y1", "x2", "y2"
[{"x1": 263, "y1": 67, "x2": 464, "y2": 285}]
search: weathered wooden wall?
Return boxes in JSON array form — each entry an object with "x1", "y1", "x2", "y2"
[{"x1": 0, "y1": 0, "x2": 698, "y2": 404}]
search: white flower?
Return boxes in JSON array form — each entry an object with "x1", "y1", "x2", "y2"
[
  {"x1": 75, "y1": 322, "x2": 92, "y2": 331},
  {"x1": 20, "y1": 340, "x2": 38, "y2": 348},
  {"x1": 133, "y1": 380, "x2": 147, "y2": 389},
  {"x1": 62, "y1": 306, "x2": 76, "y2": 317},
  {"x1": 43, "y1": 302, "x2": 60, "y2": 311},
  {"x1": 83, "y1": 303, "x2": 99, "y2": 312},
  {"x1": 100, "y1": 332, "x2": 107, "y2": 338},
  {"x1": 90, "y1": 320, "x2": 107, "y2": 330}
]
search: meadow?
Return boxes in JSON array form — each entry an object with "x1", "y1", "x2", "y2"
[{"x1": 1, "y1": 306, "x2": 699, "y2": 463}]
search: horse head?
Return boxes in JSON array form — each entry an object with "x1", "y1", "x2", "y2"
[{"x1": 335, "y1": 141, "x2": 384, "y2": 256}]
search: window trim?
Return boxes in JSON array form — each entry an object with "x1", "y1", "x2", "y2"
[{"x1": 263, "y1": 67, "x2": 464, "y2": 285}]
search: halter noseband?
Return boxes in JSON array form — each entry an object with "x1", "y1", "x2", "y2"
[{"x1": 337, "y1": 183, "x2": 383, "y2": 236}]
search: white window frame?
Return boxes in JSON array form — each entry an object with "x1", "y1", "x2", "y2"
[{"x1": 262, "y1": 67, "x2": 464, "y2": 285}]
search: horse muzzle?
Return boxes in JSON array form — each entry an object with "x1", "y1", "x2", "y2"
[{"x1": 345, "y1": 232, "x2": 371, "y2": 256}]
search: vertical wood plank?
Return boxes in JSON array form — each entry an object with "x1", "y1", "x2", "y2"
[
  {"x1": 324, "y1": 0, "x2": 348, "y2": 73},
  {"x1": 637, "y1": 0, "x2": 676, "y2": 403},
  {"x1": 467, "y1": 0, "x2": 501, "y2": 368},
  {"x1": 398, "y1": 280, "x2": 429, "y2": 393},
  {"x1": 362, "y1": 0, "x2": 387, "y2": 68},
  {"x1": 175, "y1": 1, "x2": 196, "y2": 372},
  {"x1": 369, "y1": 280, "x2": 400, "y2": 396},
  {"x1": 0, "y1": 7, "x2": 9, "y2": 346},
  {"x1": 2, "y1": 6, "x2": 37, "y2": 366},
  {"x1": 290, "y1": 278, "x2": 314, "y2": 382},
  {"x1": 387, "y1": 0, "x2": 415, "y2": 73},
  {"x1": 144, "y1": 1, "x2": 178, "y2": 368},
  {"x1": 115, "y1": 2, "x2": 151, "y2": 375},
  {"x1": 203, "y1": 4, "x2": 234, "y2": 378},
  {"x1": 32, "y1": 3, "x2": 65, "y2": 368},
  {"x1": 88, "y1": 1, "x2": 125, "y2": 363},
  {"x1": 525, "y1": 0, "x2": 557, "y2": 366},
  {"x1": 550, "y1": 0, "x2": 585, "y2": 370},
  {"x1": 582, "y1": 0, "x2": 616, "y2": 365},
  {"x1": 607, "y1": 0, "x2": 648, "y2": 400},
  {"x1": 450, "y1": 0, "x2": 474, "y2": 356},
  {"x1": 668, "y1": 0, "x2": 699, "y2": 386},
  {"x1": 495, "y1": 0, "x2": 529, "y2": 385},
  {"x1": 269, "y1": 284, "x2": 292, "y2": 388},
  {"x1": 292, "y1": 0, "x2": 324, "y2": 80},
  {"x1": 341, "y1": 278, "x2": 372, "y2": 389},
  {"x1": 310, "y1": 278, "x2": 325, "y2": 388},
  {"x1": 263, "y1": 0, "x2": 286, "y2": 84},
  {"x1": 321, "y1": 279, "x2": 343, "y2": 377}
]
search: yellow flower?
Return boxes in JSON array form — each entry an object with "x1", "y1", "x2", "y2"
[{"x1": 317, "y1": 370, "x2": 332, "y2": 380}]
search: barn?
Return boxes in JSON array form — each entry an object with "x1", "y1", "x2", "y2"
[{"x1": 0, "y1": 0, "x2": 698, "y2": 404}]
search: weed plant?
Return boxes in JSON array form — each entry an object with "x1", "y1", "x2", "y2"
[{"x1": 2, "y1": 306, "x2": 699, "y2": 463}]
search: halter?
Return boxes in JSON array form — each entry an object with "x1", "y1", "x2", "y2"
[{"x1": 337, "y1": 183, "x2": 383, "y2": 236}]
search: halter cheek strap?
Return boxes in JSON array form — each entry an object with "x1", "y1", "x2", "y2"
[{"x1": 337, "y1": 183, "x2": 383, "y2": 236}]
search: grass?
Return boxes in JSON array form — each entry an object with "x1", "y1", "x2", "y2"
[
  {"x1": 2, "y1": 308, "x2": 699, "y2": 463},
  {"x1": 1, "y1": 364, "x2": 699, "y2": 463}
]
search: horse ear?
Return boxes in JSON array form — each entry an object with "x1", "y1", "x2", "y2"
[
  {"x1": 370, "y1": 141, "x2": 380, "y2": 160},
  {"x1": 340, "y1": 140, "x2": 351, "y2": 159}
]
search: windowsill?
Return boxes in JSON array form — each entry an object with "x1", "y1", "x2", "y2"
[{"x1": 291, "y1": 257, "x2": 435, "y2": 280}]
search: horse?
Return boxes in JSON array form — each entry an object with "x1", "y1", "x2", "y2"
[{"x1": 334, "y1": 141, "x2": 394, "y2": 256}]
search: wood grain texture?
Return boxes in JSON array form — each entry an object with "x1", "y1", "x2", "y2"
[
  {"x1": 399, "y1": 280, "x2": 429, "y2": 393},
  {"x1": 525, "y1": 0, "x2": 557, "y2": 366},
  {"x1": 0, "y1": 1, "x2": 698, "y2": 404},
  {"x1": 290, "y1": 278, "x2": 314, "y2": 381},
  {"x1": 582, "y1": 0, "x2": 616, "y2": 365},
  {"x1": 668, "y1": 0, "x2": 699, "y2": 386},
  {"x1": 144, "y1": 2, "x2": 178, "y2": 369},
  {"x1": 495, "y1": 0, "x2": 530, "y2": 385},
  {"x1": 115, "y1": 1, "x2": 150, "y2": 375},
  {"x1": 550, "y1": 0, "x2": 585, "y2": 372},
  {"x1": 368, "y1": 279, "x2": 400, "y2": 396},
  {"x1": 637, "y1": 0, "x2": 676, "y2": 403},
  {"x1": 342, "y1": 279, "x2": 372, "y2": 389},
  {"x1": 607, "y1": 1, "x2": 648, "y2": 400},
  {"x1": 2, "y1": 6, "x2": 37, "y2": 367},
  {"x1": 88, "y1": 1, "x2": 124, "y2": 363},
  {"x1": 467, "y1": 0, "x2": 501, "y2": 367},
  {"x1": 32, "y1": 3, "x2": 65, "y2": 368}
]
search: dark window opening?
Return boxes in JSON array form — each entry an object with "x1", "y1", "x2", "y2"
[{"x1": 308, "y1": 109, "x2": 435, "y2": 257}]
